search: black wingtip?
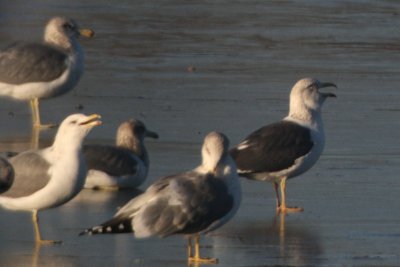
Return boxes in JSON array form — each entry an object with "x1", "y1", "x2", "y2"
[
  {"x1": 78, "y1": 218, "x2": 133, "y2": 237},
  {"x1": 78, "y1": 225, "x2": 111, "y2": 236},
  {"x1": 79, "y1": 230, "x2": 88, "y2": 236},
  {"x1": 79, "y1": 228, "x2": 95, "y2": 236}
]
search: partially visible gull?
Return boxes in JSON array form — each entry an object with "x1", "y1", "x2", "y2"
[
  {"x1": 230, "y1": 78, "x2": 336, "y2": 213},
  {"x1": 0, "y1": 157, "x2": 14, "y2": 194},
  {"x1": 0, "y1": 113, "x2": 101, "y2": 244},
  {"x1": 80, "y1": 131, "x2": 241, "y2": 264},
  {"x1": 0, "y1": 16, "x2": 94, "y2": 128},
  {"x1": 83, "y1": 119, "x2": 159, "y2": 190}
]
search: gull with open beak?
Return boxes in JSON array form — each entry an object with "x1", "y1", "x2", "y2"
[
  {"x1": 0, "y1": 113, "x2": 101, "y2": 244},
  {"x1": 231, "y1": 78, "x2": 336, "y2": 213}
]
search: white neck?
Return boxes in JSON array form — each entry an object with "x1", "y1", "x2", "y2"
[
  {"x1": 287, "y1": 95, "x2": 324, "y2": 129},
  {"x1": 52, "y1": 130, "x2": 84, "y2": 155},
  {"x1": 286, "y1": 113, "x2": 324, "y2": 131}
]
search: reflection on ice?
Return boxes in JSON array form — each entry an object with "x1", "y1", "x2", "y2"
[{"x1": 210, "y1": 212, "x2": 322, "y2": 266}]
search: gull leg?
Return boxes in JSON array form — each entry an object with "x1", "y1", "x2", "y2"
[
  {"x1": 30, "y1": 126, "x2": 40, "y2": 149},
  {"x1": 187, "y1": 237, "x2": 193, "y2": 259},
  {"x1": 276, "y1": 177, "x2": 304, "y2": 213},
  {"x1": 273, "y1": 181, "x2": 281, "y2": 210},
  {"x1": 93, "y1": 185, "x2": 120, "y2": 191},
  {"x1": 30, "y1": 98, "x2": 57, "y2": 129},
  {"x1": 32, "y1": 210, "x2": 62, "y2": 245},
  {"x1": 30, "y1": 99, "x2": 41, "y2": 128},
  {"x1": 188, "y1": 235, "x2": 218, "y2": 264}
]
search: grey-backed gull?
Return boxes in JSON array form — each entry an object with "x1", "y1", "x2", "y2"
[
  {"x1": 80, "y1": 132, "x2": 241, "y2": 263},
  {"x1": 0, "y1": 17, "x2": 94, "y2": 128},
  {"x1": 0, "y1": 113, "x2": 101, "y2": 244}
]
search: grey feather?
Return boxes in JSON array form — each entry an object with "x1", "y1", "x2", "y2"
[
  {"x1": 4, "y1": 151, "x2": 51, "y2": 197},
  {"x1": 0, "y1": 42, "x2": 68, "y2": 84},
  {"x1": 83, "y1": 145, "x2": 139, "y2": 176},
  {"x1": 82, "y1": 171, "x2": 233, "y2": 237}
]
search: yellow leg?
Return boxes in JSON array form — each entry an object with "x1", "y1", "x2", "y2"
[
  {"x1": 188, "y1": 235, "x2": 218, "y2": 264},
  {"x1": 30, "y1": 126, "x2": 40, "y2": 149},
  {"x1": 30, "y1": 99, "x2": 40, "y2": 128},
  {"x1": 276, "y1": 177, "x2": 304, "y2": 213},
  {"x1": 92, "y1": 185, "x2": 120, "y2": 191},
  {"x1": 32, "y1": 210, "x2": 62, "y2": 245},
  {"x1": 273, "y1": 182, "x2": 281, "y2": 209},
  {"x1": 29, "y1": 98, "x2": 57, "y2": 129}
]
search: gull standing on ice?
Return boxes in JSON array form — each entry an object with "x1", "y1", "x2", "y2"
[
  {"x1": 0, "y1": 16, "x2": 94, "y2": 128},
  {"x1": 83, "y1": 119, "x2": 159, "y2": 190},
  {"x1": 80, "y1": 132, "x2": 241, "y2": 264},
  {"x1": 0, "y1": 113, "x2": 101, "y2": 244},
  {"x1": 230, "y1": 78, "x2": 336, "y2": 213}
]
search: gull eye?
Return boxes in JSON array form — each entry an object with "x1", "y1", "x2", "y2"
[
  {"x1": 307, "y1": 82, "x2": 318, "y2": 89},
  {"x1": 136, "y1": 125, "x2": 145, "y2": 133},
  {"x1": 63, "y1": 23, "x2": 74, "y2": 31}
]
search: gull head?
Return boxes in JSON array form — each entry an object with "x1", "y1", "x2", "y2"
[
  {"x1": 289, "y1": 78, "x2": 336, "y2": 119},
  {"x1": 44, "y1": 16, "x2": 94, "y2": 50},
  {"x1": 201, "y1": 131, "x2": 230, "y2": 174},
  {"x1": 54, "y1": 113, "x2": 102, "y2": 150},
  {"x1": 116, "y1": 119, "x2": 159, "y2": 148}
]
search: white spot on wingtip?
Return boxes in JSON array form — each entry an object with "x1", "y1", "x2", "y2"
[
  {"x1": 106, "y1": 226, "x2": 112, "y2": 232},
  {"x1": 118, "y1": 224, "x2": 125, "y2": 230},
  {"x1": 237, "y1": 142, "x2": 250, "y2": 150}
]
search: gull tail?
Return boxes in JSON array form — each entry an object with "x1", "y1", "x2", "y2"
[{"x1": 79, "y1": 215, "x2": 133, "y2": 236}]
